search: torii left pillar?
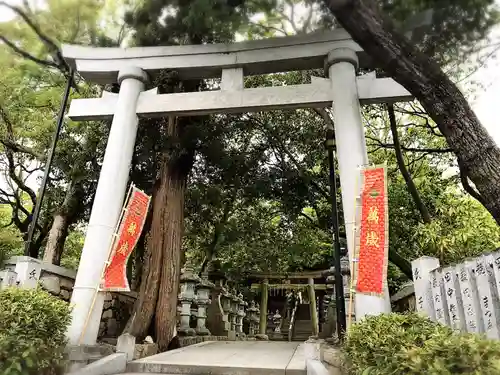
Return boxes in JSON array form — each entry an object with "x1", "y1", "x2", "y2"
[{"x1": 67, "y1": 67, "x2": 148, "y2": 345}]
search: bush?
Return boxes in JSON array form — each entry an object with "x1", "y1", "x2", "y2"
[
  {"x1": 0, "y1": 287, "x2": 71, "y2": 375},
  {"x1": 343, "y1": 313, "x2": 500, "y2": 374}
]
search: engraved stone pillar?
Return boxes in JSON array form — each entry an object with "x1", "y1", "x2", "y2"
[
  {"x1": 196, "y1": 273, "x2": 214, "y2": 336},
  {"x1": 0, "y1": 269, "x2": 18, "y2": 290},
  {"x1": 484, "y1": 252, "x2": 500, "y2": 331},
  {"x1": 412, "y1": 256, "x2": 441, "y2": 320},
  {"x1": 178, "y1": 263, "x2": 199, "y2": 336},
  {"x1": 442, "y1": 265, "x2": 466, "y2": 331},
  {"x1": 457, "y1": 261, "x2": 483, "y2": 333},
  {"x1": 472, "y1": 256, "x2": 500, "y2": 339},
  {"x1": 430, "y1": 268, "x2": 450, "y2": 326}
]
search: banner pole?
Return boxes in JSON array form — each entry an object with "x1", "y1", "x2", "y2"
[
  {"x1": 347, "y1": 166, "x2": 361, "y2": 328},
  {"x1": 78, "y1": 183, "x2": 135, "y2": 344}
]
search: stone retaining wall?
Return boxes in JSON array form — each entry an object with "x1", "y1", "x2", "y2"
[{"x1": 3, "y1": 256, "x2": 136, "y2": 339}]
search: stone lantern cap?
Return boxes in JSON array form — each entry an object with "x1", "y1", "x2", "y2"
[
  {"x1": 197, "y1": 273, "x2": 215, "y2": 290},
  {"x1": 231, "y1": 289, "x2": 240, "y2": 302},
  {"x1": 180, "y1": 261, "x2": 201, "y2": 283},
  {"x1": 247, "y1": 300, "x2": 259, "y2": 313}
]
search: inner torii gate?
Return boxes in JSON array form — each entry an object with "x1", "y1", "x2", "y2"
[{"x1": 62, "y1": 29, "x2": 412, "y2": 345}]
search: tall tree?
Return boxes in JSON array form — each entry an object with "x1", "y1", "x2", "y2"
[
  {"x1": 323, "y1": 0, "x2": 500, "y2": 223},
  {"x1": 0, "y1": 0, "x2": 117, "y2": 260},
  {"x1": 123, "y1": 1, "x2": 276, "y2": 349}
]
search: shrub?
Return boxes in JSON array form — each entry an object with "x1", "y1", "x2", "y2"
[
  {"x1": 343, "y1": 313, "x2": 500, "y2": 374},
  {"x1": 0, "y1": 287, "x2": 71, "y2": 375}
]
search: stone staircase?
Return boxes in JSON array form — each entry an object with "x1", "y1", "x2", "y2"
[
  {"x1": 279, "y1": 304, "x2": 314, "y2": 342},
  {"x1": 121, "y1": 341, "x2": 306, "y2": 375}
]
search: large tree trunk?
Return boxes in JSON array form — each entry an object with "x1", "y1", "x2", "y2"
[
  {"x1": 124, "y1": 117, "x2": 194, "y2": 350},
  {"x1": 325, "y1": 0, "x2": 500, "y2": 224},
  {"x1": 43, "y1": 214, "x2": 69, "y2": 265},
  {"x1": 43, "y1": 179, "x2": 82, "y2": 265}
]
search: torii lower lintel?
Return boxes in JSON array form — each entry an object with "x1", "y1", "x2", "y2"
[{"x1": 67, "y1": 74, "x2": 411, "y2": 121}]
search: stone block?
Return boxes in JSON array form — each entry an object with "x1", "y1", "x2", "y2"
[
  {"x1": 107, "y1": 318, "x2": 118, "y2": 336},
  {"x1": 67, "y1": 352, "x2": 126, "y2": 375},
  {"x1": 60, "y1": 289, "x2": 71, "y2": 300},
  {"x1": 40, "y1": 275, "x2": 61, "y2": 295},
  {"x1": 117, "y1": 333, "x2": 136, "y2": 362},
  {"x1": 306, "y1": 359, "x2": 332, "y2": 375},
  {"x1": 60, "y1": 276, "x2": 74, "y2": 290},
  {"x1": 255, "y1": 333, "x2": 268, "y2": 341},
  {"x1": 102, "y1": 309, "x2": 113, "y2": 319},
  {"x1": 134, "y1": 343, "x2": 158, "y2": 360}
]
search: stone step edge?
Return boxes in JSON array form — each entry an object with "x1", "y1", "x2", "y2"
[{"x1": 126, "y1": 362, "x2": 306, "y2": 375}]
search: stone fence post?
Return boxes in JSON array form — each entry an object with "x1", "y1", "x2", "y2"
[{"x1": 412, "y1": 253, "x2": 500, "y2": 340}]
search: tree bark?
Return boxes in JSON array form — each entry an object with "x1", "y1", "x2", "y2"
[
  {"x1": 43, "y1": 214, "x2": 69, "y2": 265},
  {"x1": 43, "y1": 179, "x2": 83, "y2": 265},
  {"x1": 324, "y1": 0, "x2": 500, "y2": 224},
  {"x1": 124, "y1": 117, "x2": 194, "y2": 350},
  {"x1": 387, "y1": 104, "x2": 432, "y2": 224}
]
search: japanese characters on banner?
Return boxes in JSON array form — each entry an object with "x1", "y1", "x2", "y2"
[
  {"x1": 355, "y1": 166, "x2": 389, "y2": 296},
  {"x1": 101, "y1": 186, "x2": 151, "y2": 292}
]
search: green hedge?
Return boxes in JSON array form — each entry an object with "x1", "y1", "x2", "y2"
[
  {"x1": 0, "y1": 287, "x2": 71, "y2": 375},
  {"x1": 343, "y1": 313, "x2": 500, "y2": 374}
]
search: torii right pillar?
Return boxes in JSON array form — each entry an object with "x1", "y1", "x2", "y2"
[{"x1": 325, "y1": 48, "x2": 391, "y2": 321}]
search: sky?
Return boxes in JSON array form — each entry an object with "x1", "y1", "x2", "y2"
[{"x1": 0, "y1": 0, "x2": 499, "y2": 146}]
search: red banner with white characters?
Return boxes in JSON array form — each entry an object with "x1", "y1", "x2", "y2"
[
  {"x1": 101, "y1": 186, "x2": 151, "y2": 291},
  {"x1": 355, "y1": 166, "x2": 389, "y2": 296}
]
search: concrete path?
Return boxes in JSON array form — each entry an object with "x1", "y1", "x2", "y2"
[{"x1": 125, "y1": 340, "x2": 306, "y2": 375}]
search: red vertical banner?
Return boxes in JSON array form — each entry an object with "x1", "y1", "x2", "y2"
[
  {"x1": 355, "y1": 166, "x2": 389, "y2": 296},
  {"x1": 101, "y1": 186, "x2": 151, "y2": 292}
]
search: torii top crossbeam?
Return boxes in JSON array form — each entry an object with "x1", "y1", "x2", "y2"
[
  {"x1": 63, "y1": 29, "x2": 369, "y2": 83},
  {"x1": 63, "y1": 29, "x2": 412, "y2": 347}
]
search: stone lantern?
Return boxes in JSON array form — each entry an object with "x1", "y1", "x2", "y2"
[
  {"x1": 226, "y1": 288, "x2": 239, "y2": 339},
  {"x1": 236, "y1": 292, "x2": 247, "y2": 338},
  {"x1": 195, "y1": 272, "x2": 215, "y2": 335},
  {"x1": 220, "y1": 282, "x2": 232, "y2": 335},
  {"x1": 178, "y1": 261, "x2": 199, "y2": 336},
  {"x1": 272, "y1": 310, "x2": 283, "y2": 340},
  {"x1": 246, "y1": 301, "x2": 259, "y2": 337}
]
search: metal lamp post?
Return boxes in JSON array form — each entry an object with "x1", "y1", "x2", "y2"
[
  {"x1": 24, "y1": 72, "x2": 73, "y2": 256},
  {"x1": 325, "y1": 128, "x2": 347, "y2": 341}
]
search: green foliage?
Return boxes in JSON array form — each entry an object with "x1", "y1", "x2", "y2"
[
  {"x1": 415, "y1": 193, "x2": 500, "y2": 264},
  {"x1": 0, "y1": 288, "x2": 71, "y2": 375},
  {"x1": 343, "y1": 313, "x2": 500, "y2": 375},
  {"x1": 0, "y1": 205, "x2": 24, "y2": 267},
  {"x1": 59, "y1": 229, "x2": 85, "y2": 269}
]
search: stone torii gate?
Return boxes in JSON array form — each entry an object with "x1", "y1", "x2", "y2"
[{"x1": 62, "y1": 29, "x2": 412, "y2": 345}]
